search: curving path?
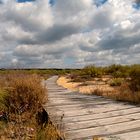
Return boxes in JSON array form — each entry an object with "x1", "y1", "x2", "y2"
[{"x1": 44, "y1": 76, "x2": 140, "y2": 140}]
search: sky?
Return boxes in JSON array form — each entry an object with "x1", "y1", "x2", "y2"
[{"x1": 0, "y1": 0, "x2": 140, "y2": 68}]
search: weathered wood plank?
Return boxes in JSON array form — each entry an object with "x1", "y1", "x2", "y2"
[
  {"x1": 116, "y1": 130, "x2": 140, "y2": 140},
  {"x1": 63, "y1": 107, "x2": 140, "y2": 122},
  {"x1": 46, "y1": 105, "x2": 134, "y2": 118},
  {"x1": 45, "y1": 76, "x2": 140, "y2": 140},
  {"x1": 64, "y1": 112, "x2": 140, "y2": 131},
  {"x1": 65, "y1": 120, "x2": 140, "y2": 139},
  {"x1": 46, "y1": 101, "x2": 113, "y2": 109}
]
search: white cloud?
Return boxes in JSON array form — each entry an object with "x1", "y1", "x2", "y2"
[{"x1": 0, "y1": 0, "x2": 140, "y2": 68}]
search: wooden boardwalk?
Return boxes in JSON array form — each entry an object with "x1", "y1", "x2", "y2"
[{"x1": 44, "y1": 76, "x2": 140, "y2": 140}]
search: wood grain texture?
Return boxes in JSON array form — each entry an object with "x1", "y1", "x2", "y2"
[{"x1": 44, "y1": 76, "x2": 140, "y2": 140}]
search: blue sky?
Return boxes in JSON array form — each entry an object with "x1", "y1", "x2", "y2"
[
  {"x1": 16, "y1": 0, "x2": 140, "y2": 10},
  {"x1": 94, "y1": 0, "x2": 107, "y2": 7},
  {"x1": 17, "y1": 0, "x2": 108, "y2": 6},
  {"x1": 49, "y1": 0, "x2": 108, "y2": 7},
  {"x1": 0, "y1": 0, "x2": 140, "y2": 68},
  {"x1": 17, "y1": 0, "x2": 35, "y2": 2},
  {"x1": 133, "y1": 3, "x2": 140, "y2": 9},
  {"x1": 49, "y1": 0, "x2": 55, "y2": 5},
  {"x1": 17, "y1": 0, "x2": 140, "y2": 9}
]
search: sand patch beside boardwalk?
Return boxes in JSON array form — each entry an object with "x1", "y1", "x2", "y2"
[
  {"x1": 57, "y1": 76, "x2": 117, "y2": 97},
  {"x1": 57, "y1": 76, "x2": 81, "y2": 91}
]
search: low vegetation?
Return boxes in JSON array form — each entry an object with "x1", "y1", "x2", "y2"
[
  {"x1": 0, "y1": 65, "x2": 140, "y2": 139},
  {"x1": 109, "y1": 78, "x2": 124, "y2": 87},
  {"x1": 0, "y1": 72, "x2": 62, "y2": 140},
  {"x1": 0, "y1": 69, "x2": 73, "y2": 79},
  {"x1": 58, "y1": 64, "x2": 140, "y2": 104}
]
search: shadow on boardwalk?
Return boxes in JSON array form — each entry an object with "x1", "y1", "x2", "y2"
[{"x1": 44, "y1": 76, "x2": 140, "y2": 140}]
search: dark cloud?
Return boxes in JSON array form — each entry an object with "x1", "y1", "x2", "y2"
[
  {"x1": 43, "y1": 47, "x2": 71, "y2": 56},
  {"x1": 36, "y1": 24, "x2": 80, "y2": 43},
  {"x1": 135, "y1": 0, "x2": 140, "y2": 4},
  {"x1": 4, "y1": 10, "x2": 43, "y2": 32},
  {"x1": 89, "y1": 9, "x2": 113, "y2": 29},
  {"x1": 13, "y1": 48, "x2": 40, "y2": 57},
  {"x1": 18, "y1": 56, "x2": 42, "y2": 65},
  {"x1": 79, "y1": 44, "x2": 97, "y2": 52},
  {"x1": 18, "y1": 23, "x2": 81, "y2": 45},
  {"x1": 18, "y1": 37, "x2": 36, "y2": 45},
  {"x1": 98, "y1": 32, "x2": 140, "y2": 50}
]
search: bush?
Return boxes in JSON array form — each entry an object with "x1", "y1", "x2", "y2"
[
  {"x1": 129, "y1": 68, "x2": 140, "y2": 91},
  {"x1": 0, "y1": 72, "x2": 65, "y2": 140},
  {"x1": 109, "y1": 78, "x2": 123, "y2": 87},
  {"x1": 105, "y1": 64, "x2": 130, "y2": 78},
  {"x1": 82, "y1": 65, "x2": 103, "y2": 78},
  {"x1": 0, "y1": 90, "x2": 8, "y2": 111},
  {"x1": 3, "y1": 73, "x2": 46, "y2": 114},
  {"x1": 117, "y1": 83, "x2": 140, "y2": 103}
]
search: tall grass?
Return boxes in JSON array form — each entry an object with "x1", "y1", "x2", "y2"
[
  {"x1": 5, "y1": 73, "x2": 46, "y2": 114},
  {"x1": 0, "y1": 72, "x2": 62, "y2": 139},
  {"x1": 0, "y1": 90, "x2": 8, "y2": 111}
]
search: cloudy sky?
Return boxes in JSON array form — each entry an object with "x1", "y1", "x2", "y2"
[{"x1": 0, "y1": 0, "x2": 140, "y2": 68}]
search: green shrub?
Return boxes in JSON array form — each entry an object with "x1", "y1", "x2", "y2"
[
  {"x1": 82, "y1": 65, "x2": 103, "y2": 78},
  {"x1": 109, "y1": 78, "x2": 123, "y2": 86},
  {"x1": 0, "y1": 90, "x2": 8, "y2": 111},
  {"x1": 105, "y1": 64, "x2": 130, "y2": 78},
  {"x1": 129, "y1": 68, "x2": 140, "y2": 91}
]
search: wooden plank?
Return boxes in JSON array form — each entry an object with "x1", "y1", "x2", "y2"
[
  {"x1": 46, "y1": 105, "x2": 134, "y2": 118},
  {"x1": 62, "y1": 107, "x2": 140, "y2": 122},
  {"x1": 46, "y1": 98, "x2": 132, "y2": 107},
  {"x1": 76, "y1": 130, "x2": 140, "y2": 140},
  {"x1": 116, "y1": 130, "x2": 140, "y2": 140},
  {"x1": 48, "y1": 94, "x2": 104, "y2": 99},
  {"x1": 65, "y1": 120, "x2": 140, "y2": 139},
  {"x1": 47, "y1": 99, "x2": 111, "y2": 106},
  {"x1": 45, "y1": 76, "x2": 140, "y2": 140},
  {"x1": 46, "y1": 99, "x2": 113, "y2": 107},
  {"x1": 64, "y1": 112, "x2": 140, "y2": 131},
  {"x1": 46, "y1": 101, "x2": 112, "y2": 109}
]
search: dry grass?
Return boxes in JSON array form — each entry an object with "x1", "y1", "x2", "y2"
[
  {"x1": 57, "y1": 76, "x2": 140, "y2": 104},
  {"x1": 5, "y1": 73, "x2": 46, "y2": 114},
  {"x1": 93, "y1": 136, "x2": 121, "y2": 140},
  {"x1": 0, "y1": 72, "x2": 63, "y2": 140},
  {"x1": 37, "y1": 121, "x2": 63, "y2": 140},
  {"x1": 57, "y1": 76, "x2": 115, "y2": 96},
  {"x1": 116, "y1": 83, "x2": 140, "y2": 103}
]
